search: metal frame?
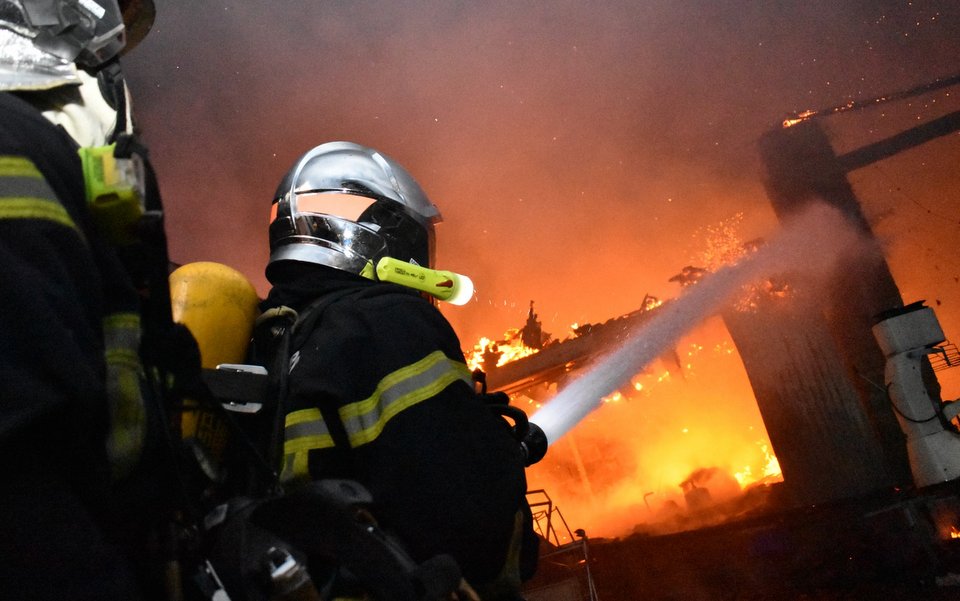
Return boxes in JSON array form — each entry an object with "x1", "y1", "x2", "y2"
[{"x1": 524, "y1": 489, "x2": 599, "y2": 601}]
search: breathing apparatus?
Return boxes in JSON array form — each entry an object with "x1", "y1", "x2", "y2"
[{"x1": 169, "y1": 262, "x2": 262, "y2": 466}]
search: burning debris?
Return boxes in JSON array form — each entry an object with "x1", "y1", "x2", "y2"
[
  {"x1": 781, "y1": 72, "x2": 960, "y2": 129},
  {"x1": 480, "y1": 71, "x2": 960, "y2": 600},
  {"x1": 667, "y1": 265, "x2": 707, "y2": 288},
  {"x1": 467, "y1": 303, "x2": 548, "y2": 372},
  {"x1": 465, "y1": 225, "x2": 793, "y2": 540},
  {"x1": 570, "y1": 77, "x2": 960, "y2": 600}
]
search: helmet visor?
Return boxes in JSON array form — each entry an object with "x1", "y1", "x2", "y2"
[
  {"x1": 269, "y1": 191, "x2": 376, "y2": 223},
  {"x1": 269, "y1": 191, "x2": 391, "y2": 273}
]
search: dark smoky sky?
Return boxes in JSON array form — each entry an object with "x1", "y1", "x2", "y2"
[{"x1": 124, "y1": 0, "x2": 960, "y2": 357}]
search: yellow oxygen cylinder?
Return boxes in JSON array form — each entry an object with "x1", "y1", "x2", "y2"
[{"x1": 169, "y1": 261, "x2": 260, "y2": 463}]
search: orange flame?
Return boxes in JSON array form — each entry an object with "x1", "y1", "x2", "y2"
[
  {"x1": 466, "y1": 328, "x2": 540, "y2": 371},
  {"x1": 462, "y1": 213, "x2": 783, "y2": 538},
  {"x1": 467, "y1": 317, "x2": 781, "y2": 537},
  {"x1": 782, "y1": 109, "x2": 817, "y2": 128},
  {"x1": 734, "y1": 442, "x2": 782, "y2": 487}
]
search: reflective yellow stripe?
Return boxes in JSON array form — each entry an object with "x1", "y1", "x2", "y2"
[
  {"x1": 0, "y1": 155, "x2": 42, "y2": 178},
  {"x1": 0, "y1": 197, "x2": 77, "y2": 229},
  {"x1": 279, "y1": 352, "x2": 471, "y2": 478},
  {"x1": 0, "y1": 156, "x2": 79, "y2": 232},
  {"x1": 103, "y1": 312, "x2": 146, "y2": 478},
  {"x1": 282, "y1": 407, "x2": 335, "y2": 482},
  {"x1": 283, "y1": 407, "x2": 335, "y2": 453},
  {"x1": 104, "y1": 312, "x2": 141, "y2": 345},
  {"x1": 339, "y1": 351, "x2": 472, "y2": 447}
]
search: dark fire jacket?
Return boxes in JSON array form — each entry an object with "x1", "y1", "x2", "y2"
[
  {"x1": 261, "y1": 264, "x2": 534, "y2": 588},
  {"x1": 0, "y1": 91, "x2": 150, "y2": 599}
]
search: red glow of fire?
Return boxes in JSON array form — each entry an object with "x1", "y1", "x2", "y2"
[
  {"x1": 479, "y1": 331, "x2": 783, "y2": 540},
  {"x1": 463, "y1": 214, "x2": 785, "y2": 539}
]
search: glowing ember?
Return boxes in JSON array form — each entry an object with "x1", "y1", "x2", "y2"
[
  {"x1": 782, "y1": 101, "x2": 856, "y2": 128},
  {"x1": 782, "y1": 109, "x2": 818, "y2": 128},
  {"x1": 602, "y1": 391, "x2": 623, "y2": 404},
  {"x1": 951, "y1": 526, "x2": 960, "y2": 539},
  {"x1": 691, "y1": 212, "x2": 751, "y2": 271},
  {"x1": 687, "y1": 212, "x2": 797, "y2": 313},
  {"x1": 783, "y1": 95, "x2": 900, "y2": 129}
]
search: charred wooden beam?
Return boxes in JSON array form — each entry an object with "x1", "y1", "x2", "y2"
[
  {"x1": 486, "y1": 300, "x2": 665, "y2": 394},
  {"x1": 838, "y1": 110, "x2": 960, "y2": 172},
  {"x1": 737, "y1": 120, "x2": 914, "y2": 505}
]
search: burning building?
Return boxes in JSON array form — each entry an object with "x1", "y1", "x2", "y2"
[{"x1": 465, "y1": 75, "x2": 960, "y2": 600}]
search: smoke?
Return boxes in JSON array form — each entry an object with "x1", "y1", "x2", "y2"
[
  {"x1": 124, "y1": 3, "x2": 960, "y2": 344},
  {"x1": 531, "y1": 201, "x2": 865, "y2": 445},
  {"x1": 119, "y1": 3, "x2": 960, "y2": 541},
  {"x1": 122, "y1": 2, "x2": 960, "y2": 538}
]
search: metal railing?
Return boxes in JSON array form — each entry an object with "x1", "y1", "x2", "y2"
[
  {"x1": 524, "y1": 489, "x2": 599, "y2": 601},
  {"x1": 931, "y1": 343, "x2": 960, "y2": 372}
]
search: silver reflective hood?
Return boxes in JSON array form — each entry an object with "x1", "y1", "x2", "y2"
[{"x1": 0, "y1": 26, "x2": 79, "y2": 91}]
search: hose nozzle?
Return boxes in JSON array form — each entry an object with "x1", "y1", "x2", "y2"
[
  {"x1": 487, "y1": 403, "x2": 548, "y2": 467},
  {"x1": 520, "y1": 422, "x2": 548, "y2": 467}
]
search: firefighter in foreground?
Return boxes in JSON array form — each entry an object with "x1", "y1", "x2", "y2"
[
  {"x1": 0, "y1": 1, "x2": 184, "y2": 599},
  {"x1": 258, "y1": 141, "x2": 540, "y2": 599}
]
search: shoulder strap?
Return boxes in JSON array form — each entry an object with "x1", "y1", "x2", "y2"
[
  {"x1": 255, "y1": 286, "x2": 370, "y2": 475},
  {"x1": 292, "y1": 287, "x2": 371, "y2": 460}
]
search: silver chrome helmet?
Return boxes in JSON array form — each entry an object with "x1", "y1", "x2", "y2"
[
  {"x1": 0, "y1": 0, "x2": 154, "y2": 91},
  {"x1": 268, "y1": 141, "x2": 442, "y2": 276}
]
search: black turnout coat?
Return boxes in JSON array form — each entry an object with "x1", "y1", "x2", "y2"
[{"x1": 261, "y1": 263, "x2": 536, "y2": 589}]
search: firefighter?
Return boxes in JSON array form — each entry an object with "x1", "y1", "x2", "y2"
[
  {"x1": 260, "y1": 141, "x2": 539, "y2": 599},
  {"x1": 0, "y1": 2, "x2": 181, "y2": 599}
]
